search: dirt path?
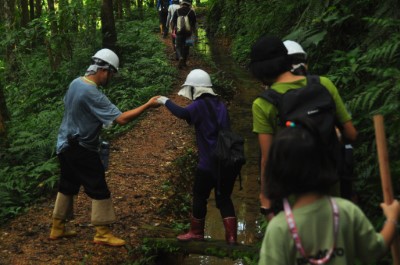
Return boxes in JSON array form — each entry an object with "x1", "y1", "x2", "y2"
[{"x1": 0, "y1": 36, "x2": 212, "y2": 265}]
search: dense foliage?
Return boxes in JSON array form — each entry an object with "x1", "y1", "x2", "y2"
[
  {"x1": 207, "y1": 0, "x2": 400, "y2": 221},
  {"x1": 0, "y1": 8, "x2": 175, "y2": 221}
]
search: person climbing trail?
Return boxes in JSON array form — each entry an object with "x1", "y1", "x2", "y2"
[{"x1": 156, "y1": 69, "x2": 239, "y2": 245}]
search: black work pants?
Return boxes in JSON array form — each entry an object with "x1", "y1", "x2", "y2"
[
  {"x1": 58, "y1": 145, "x2": 110, "y2": 200},
  {"x1": 192, "y1": 167, "x2": 237, "y2": 219},
  {"x1": 175, "y1": 34, "x2": 190, "y2": 62}
]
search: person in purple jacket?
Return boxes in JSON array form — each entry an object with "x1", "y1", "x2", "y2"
[{"x1": 157, "y1": 69, "x2": 238, "y2": 245}]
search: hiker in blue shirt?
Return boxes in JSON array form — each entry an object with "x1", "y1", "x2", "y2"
[
  {"x1": 49, "y1": 48, "x2": 160, "y2": 247},
  {"x1": 156, "y1": 69, "x2": 239, "y2": 245}
]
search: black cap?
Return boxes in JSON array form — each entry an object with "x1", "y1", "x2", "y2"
[{"x1": 249, "y1": 35, "x2": 292, "y2": 81}]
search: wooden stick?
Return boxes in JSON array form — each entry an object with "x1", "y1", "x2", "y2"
[{"x1": 373, "y1": 114, "x2": 400, "y2": 265}]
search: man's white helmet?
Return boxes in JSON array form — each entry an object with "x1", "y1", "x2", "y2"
[
  {"x1": 283, "y1": 40, "x2": 307, "y2": 57},
  {"x1": 182, "y1": 69, "x2": 213, "y2": 87},
  {"x1": 92, "y1": 48, "x2": 119, "y2": 72}
]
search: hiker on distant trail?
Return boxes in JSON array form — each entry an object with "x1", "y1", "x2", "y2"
[
  {"x1": 167, "y1": 0, "x2": 181, "y2": 59},
  {"x1": 156, "y1": 69, "x2": 239, "y2": 245},
  {"x1": 258, "y1": 118, "x2": 399, "y2": 264},
  {"x1": 171, "y1": 0, "x2": 197, "y2": 69},
  {"x1": 284, "y1": 39, "x2": 357, "y2": 202},
  {"x1": 157, "y1": 0, "x2": 170, "y2": 38},
  {"x1": 249, "y1": 36, "x2": 357, "y2": 220},
  {"x1": 49, "y1": 48, "x2": 160, "y2": 247}
]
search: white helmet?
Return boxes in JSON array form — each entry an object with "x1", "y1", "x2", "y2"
[
  {"x1": 283, "y1": 40, "x2": 307, "y2": 57},
  {"x1": 92, "y1": 48, "x2": 119, "y2": 72},
  {"x1": 182, "y1": 69, "x2": 212, "y2": 87}
]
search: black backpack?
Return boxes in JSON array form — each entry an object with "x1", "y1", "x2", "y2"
[
  {"x1": 203, "y1": 98, "x2": 246, "y2": 193},
  {"x1": 259, "y1": 75, "x2": 344, "y2": 176}
]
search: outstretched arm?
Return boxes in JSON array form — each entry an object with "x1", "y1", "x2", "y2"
[
  {"x1": 115, "y1": 96, "x2": 160, "y2": 125},
  {"x1": 157, "y1": 96, "x2": 191, "y2": 122}
]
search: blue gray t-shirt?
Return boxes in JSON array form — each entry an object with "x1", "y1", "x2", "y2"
[{"x1": 56, "y1": 77, "x2": 122, "y2": 153}]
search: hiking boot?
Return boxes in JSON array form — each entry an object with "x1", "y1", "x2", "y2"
[
  {"x1": 177, "y1": 217, "x2": 205, "y2": 241},
  {"x1": 93, "y1": 226, "x2": 125, "y2": 247},
  {"x1": 223, "y1": 217, "x2": 237, "y2": 245},
  {"x1": 49, "y1": 218, "x2": 77, "y2": 240}
]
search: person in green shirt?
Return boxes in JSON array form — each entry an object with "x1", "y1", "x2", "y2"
[
  {"x1": 258, "y1": 118, "x2": 399, "y2": 264},
  {"x1": 249, "y1": 36, "x2": 358, "y2": 219}
]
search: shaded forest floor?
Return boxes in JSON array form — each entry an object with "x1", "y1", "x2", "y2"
[{"x1": 0, "y1": 34, "x2": 214, "y2": 265}]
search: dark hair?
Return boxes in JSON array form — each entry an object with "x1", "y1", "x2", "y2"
[
  {"x1": 249, "y1": 35, "x2": 292, "y2": 83},
  {"x1": 264, "y1": 118, "x2": 338, "y2": 200}
]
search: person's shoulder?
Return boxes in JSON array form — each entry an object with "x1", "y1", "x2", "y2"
[
  {"x1": 267, "y1": 212, "x2": 287, "y2": 230},
  {"x1": 332, "y1": 197, "x2": 362, "y2": 214},
  {"x1": 316, "y1": 76, "x2": 337, "y2": 89}
]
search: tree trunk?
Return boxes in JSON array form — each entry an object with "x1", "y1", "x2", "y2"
[
  {"x1": 20, "y1": 0, "x2": 30, "y2": 27},
  {"x1": 3, "y1": 0, "x2": 18, "y2": 78},
  {"x1": 124, "y1": 0, "x2": 131, "y2": 19},
  {"x1": 58, "y1": 0, "x2": 73, "y2": 60},
  {"x1": 137, "y1": 0, "x2": 143, "y2": 18},
  {"x1": 0, "y1": 81, "x2": 9, "y2": 150},
  {"x1": 115, "y1": 0, "x2": 122, "y2": 19},
  {"x1": 29, "y1": 0, "x2": 34, "y2": 20},
  {"x1": 46, "y1": 0, "x2": 60, "y2": 70},
  {"x1": 35, "y1": 0, "x2": 42, "y2": 18},
  {"x1": 101, "y1": 0, "x2": 117, "y2": 50}
]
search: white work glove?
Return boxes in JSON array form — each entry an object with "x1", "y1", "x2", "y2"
[{"x1": 157, "y1": 96, "x2": 169, "y2": 105}]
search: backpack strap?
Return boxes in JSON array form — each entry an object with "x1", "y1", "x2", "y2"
[
  {"x1": 203, "y1": 97, "x2": 221, "y2": 130},
  {"x1": 259, "y1": 88, "x2": 282, "y2": 109}
]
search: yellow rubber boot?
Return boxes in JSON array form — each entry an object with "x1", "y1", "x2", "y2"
[
  {"x1": 49, "y1": 218, "x2": 77, "y2": 240},
  {"x1": 93, "y1": 226, "x2": 125, "y2": 247}
]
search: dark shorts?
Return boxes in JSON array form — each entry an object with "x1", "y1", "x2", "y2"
[{"x1": 58, "y1": 145, "x2": 110, "y2": 200}]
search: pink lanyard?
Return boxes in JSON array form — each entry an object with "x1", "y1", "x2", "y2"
[{"x1": 283, "y1": 197, "x2": 339, "y2": 264}]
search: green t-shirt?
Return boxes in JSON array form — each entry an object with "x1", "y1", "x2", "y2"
[
  {"x1": 258, "y1": 197, "x2": 387, "y2": 265},
  {"x1": 252, "y1": 76, "x2": 352, "y2": 134}
]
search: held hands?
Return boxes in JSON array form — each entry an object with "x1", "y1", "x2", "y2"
[
  {"x1": 147, "y1": 96, "x2": 162, "y2": 108},
  {"x1": 156, "y1": 96, "x2": 169, "y2": 105}
]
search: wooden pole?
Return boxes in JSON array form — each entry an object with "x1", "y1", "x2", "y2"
[{"x1": 373, "y1": 115, "x2": 400, "y2": 265}]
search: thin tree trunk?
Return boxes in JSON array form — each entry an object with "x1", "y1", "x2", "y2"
[
  {"x1": 0, "y1": 81, "x2": 9, "y2": 149},
  {"x1": 46, "y1": 0, "x2": 60, "y2": 70},
  {"x1": 29, "y1": 0, "x2": 34, "y2": 20},
  {"x1": 20, "y1": 0, "x2": 29, "y2": 27},
  {"x1": 3, "y1": 0, "x2": 18, "y2": 77},
  {"x1": 35, "y1": 0, "x2": 42, "y2": 18},
  {"x1": 124, "y1": 0, "x2": 131, "y2": 19},
  {"x1": 101, "y1": 0, "x2": 117, "y2": 50},
  {"x1": 115, "y1": 0, "x2": 122, "y2": 19}
]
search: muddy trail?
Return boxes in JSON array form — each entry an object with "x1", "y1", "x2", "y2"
[{"x1": 0, "y1": 35, "x2": 220, "y2": 265}]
